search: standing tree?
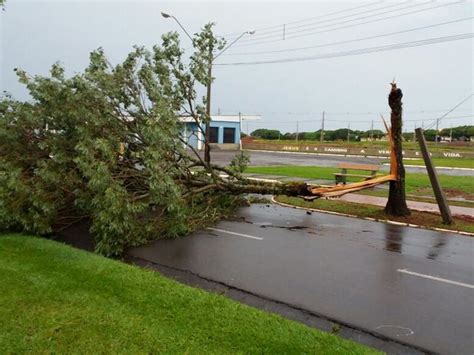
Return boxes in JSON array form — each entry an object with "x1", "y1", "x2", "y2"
[{"x1": 385, "y1": 82, "x2": 410, "y2": 216}]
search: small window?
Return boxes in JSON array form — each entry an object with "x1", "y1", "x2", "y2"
[
  {"x1": 209, "y1": 127, "x2": 219, "y2": 143},
  {"x1": 223, "y1": 128, "x2": 236, "y2": 144}
]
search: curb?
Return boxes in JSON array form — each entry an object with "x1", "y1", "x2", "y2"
[{"x1": 271, "y1": 196, "x2": 474, "y2": 237}]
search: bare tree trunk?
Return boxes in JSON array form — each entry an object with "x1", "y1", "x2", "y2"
[{"x1": 385, "y1": 82, "x2": 410, "y2": 216}]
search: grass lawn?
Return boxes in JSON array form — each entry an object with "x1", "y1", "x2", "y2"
[
  {"x1": 246, "y1": 166, "x2": 474, "y2": 201},
  {"x1": 0, "y1": 234, "x2": 377, "y2": 354},
  {"x1": 275, "y1": 196, "x2": 474, "y2": 234}
]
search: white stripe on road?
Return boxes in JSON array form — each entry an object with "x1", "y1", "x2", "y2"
[
  {"x1": 207, "y1": 227, "x2": 263, "y2": 240},
  {"x1": 397, "y1": 269, "x2": 474, "y2": 289}
]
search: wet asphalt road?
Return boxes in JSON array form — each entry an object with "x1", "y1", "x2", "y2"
[
  {"x1": 130, "y1": 204, "x2": 474, "y2": 354},
  {"x1": 207, "y1": 150, "x2": 473, "y2": 177}
]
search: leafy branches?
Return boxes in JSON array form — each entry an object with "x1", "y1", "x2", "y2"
[{"x1": 0, "y1": 24, "x2": 312, "y2": 256}]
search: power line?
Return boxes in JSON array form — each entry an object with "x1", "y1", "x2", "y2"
[
  {"x1": 214, "y1": 33, "x2": 474, "y2": 66},
  {"x1": 222, "y1": 17, "x2": 473, "y2": 56},
  {"x1": 229, "y1": 1, "x2": 466, "y2": 49},
  {"x1": 219, "y1": 2, "x2": 382, "y2": 38},
  {"x1": 425, "y1": 94, "x2": 474, "y2": 130},
  {"x1": 221, "y1": 109, "x2": 472, "y2": 116},
  {"x1": 243, "y1": 115, "x2": 473, "y2": 125},
  {"x1": 236, "y1": 1, "x2": 427, "y2": 44}
]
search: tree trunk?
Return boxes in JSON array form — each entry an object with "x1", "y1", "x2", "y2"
[{"x1": 385, "y1": 83, "x2": 410, "y2": 216}]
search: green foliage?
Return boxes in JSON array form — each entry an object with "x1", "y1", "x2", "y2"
[
  {"x1": 251, "y1": 128, "x2": 281, "y2": 140},
  {"x1": 228, "y1": 151, "x2": 250, "y2": 173},
  {"x1": 439, "y1": 125, "x2": 474, "y2": 140},
  {"x1": 0, "y1": 26, "x2": 240, "y2": 256}
]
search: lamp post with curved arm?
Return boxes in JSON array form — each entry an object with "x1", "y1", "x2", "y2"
[{"x1": 162, "y1": 12, "x2": 254, "y2": 163}]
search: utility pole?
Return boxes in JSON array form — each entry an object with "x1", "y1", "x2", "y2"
[
  {"x1": 370, "y1": 120, "x2": 374, "y2": 141},
  {"x1": 204, "y1": 47, "x2": 213, "y2": 165},
  {"x1": 435, "y1": 118, "x2": 440, "y2": 143},
  {"x1": 161, "y1": 12, "x2": 255, "y2": 164},
  {"x1": 413, "y1": 121, "x2": 417, "y2": 142},
  {"x1": 296, "y1": 121, "x2": 299, "y2": 142},
  {"x1": 320, "y1": 111, "x2": 325, "y2": 142},
  {"x1": 239, "y1": 112, "x2": 242, "y2": 150},
  {"x1": 283, "y1": 24, "x2": 286, "y2": 40},
  {"x1": 450, "y1": 124, "x2": 453, "y2": 142},
  {"x1": 415, "y1": 128, "x2": 453, "y2": 224},
  {"x1": 347, "y1": 122, "x2": 350, "y2": 142}
]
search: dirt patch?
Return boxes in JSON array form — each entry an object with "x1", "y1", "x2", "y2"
[{"x1": 443, "y1": 188, "x2": 474, "y2": 200}]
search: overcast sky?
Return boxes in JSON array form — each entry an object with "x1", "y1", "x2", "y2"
[{"x1": 1, "y1": 0, "x2": 473, "y2": 133}]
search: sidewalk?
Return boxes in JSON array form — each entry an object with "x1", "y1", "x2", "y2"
[
  {"x1": 244, "y1": 173, "x2": 473, "y2": 218},
  {"x1": 339, "y1": 193, "x2": 473, "y2": 218}
]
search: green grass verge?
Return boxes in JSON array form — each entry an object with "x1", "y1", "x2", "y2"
[
  {"x1": 275, "y1": 196, "x2": 474, "y2": 234},
  {"x1": 246, "y1": 166, "x2": 474, "y2": 201},
  {"x1": 0, "y1": 234, "x2": 377, "y2": 354}
]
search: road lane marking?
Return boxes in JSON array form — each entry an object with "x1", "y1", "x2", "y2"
[
  {"x1": 397, "y1": 269, "x2": 474, "y2": 289},
  {"x1": 207, "y1": 228, "x2": 263, "y2": 240}
]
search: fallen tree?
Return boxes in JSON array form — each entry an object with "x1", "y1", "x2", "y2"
[
  {"x1": 0, "y1": 28, "x2": 319, "y2": 255},
  {"x1": 0, "y1": 26, "x2": 404, "y2": 255}
]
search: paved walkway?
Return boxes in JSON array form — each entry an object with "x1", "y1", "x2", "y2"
[
  {"x1": 339, "y1": 193, "x2": 473, "y2": 218},
  {"x1": 244, "y1": 173, "x2": 473, "y2": 218}
]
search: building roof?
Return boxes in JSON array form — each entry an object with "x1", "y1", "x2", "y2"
[{"x1": 179, "y1": 115, "x2": 261, "y2": 123}]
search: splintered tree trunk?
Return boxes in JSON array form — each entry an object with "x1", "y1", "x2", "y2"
[{"x1": 385, "y1": 83, "x2": 410, "y2": 216}]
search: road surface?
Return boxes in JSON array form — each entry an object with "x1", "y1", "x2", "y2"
[
  {"x1": 206, "y1": 150, "x2": 473, "y2": 177},
  {"x1": 130, "y1": 204, "x2": 474, "y2": 354}
]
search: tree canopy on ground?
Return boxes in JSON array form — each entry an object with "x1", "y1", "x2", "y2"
[
  {"x1": 0, "y1": 25, "x2": 411, "y2": 255},
  {"x1": 0, "y1": 26, "x2": 316, "y2": 256}
]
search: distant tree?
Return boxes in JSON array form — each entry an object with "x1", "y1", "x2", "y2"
[
  {"x1": 332, "y1": 128, "x2": 348, "y2": 141},
  {"x1": 423, "y1": 129, "x2": 437, "y2": 141},
  {"x1": 445, "y1": 125, "x2": 474, "y2": 140},
  {"x1": 402, "y1": 132, "x2": 414, "y2": 141},
  {"x1": 323, "y1": 130, "x2": 335, "y2": 141},
  {"x1": 251, "y1": 128, "x2": 281, "y2": 140}
]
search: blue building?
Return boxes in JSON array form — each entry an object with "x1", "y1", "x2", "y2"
[{"x1": 180, "y1": 115, "x2": 260, "y2": 150}]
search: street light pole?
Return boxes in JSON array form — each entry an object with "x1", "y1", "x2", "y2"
[
  {"x1": 162, "y1": 12, "x2": 254, "y2": 164},
  {"x1": 161, "y1": 12, "x2": 193, "y2": 41},
  {"x1": 204, "y1": 47, "x2": 213, "y2": 164},
  {"x1": 205, "y1": 30, "x2": 255, "y2": 164}
]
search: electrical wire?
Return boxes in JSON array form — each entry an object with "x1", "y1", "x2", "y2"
[
  {"x1": 219, "y1": 2, "x2": 382, "y2": 38},
  {"x1": 221, "y1": 17, "x2": 473, "y2": 56},
  {"x1": 214, "y1": 33, "x2": 473, "y2": 66},
  {"x1": 229, "y1": 1, "x2": 466, "y2": 48},
  {"x1": 241, "y1": 115, "x2": 473, "y2": 125},
  {"x1": 236, "y1": 2, "x2": 427, "y2": 44},
  {"x1": 425, "y1": 94, "x2": 474, "y2": 130}
]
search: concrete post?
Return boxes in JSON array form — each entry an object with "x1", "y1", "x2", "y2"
[{"x1": 415, "y1": 128, "x2": 453, "y2": 225}]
